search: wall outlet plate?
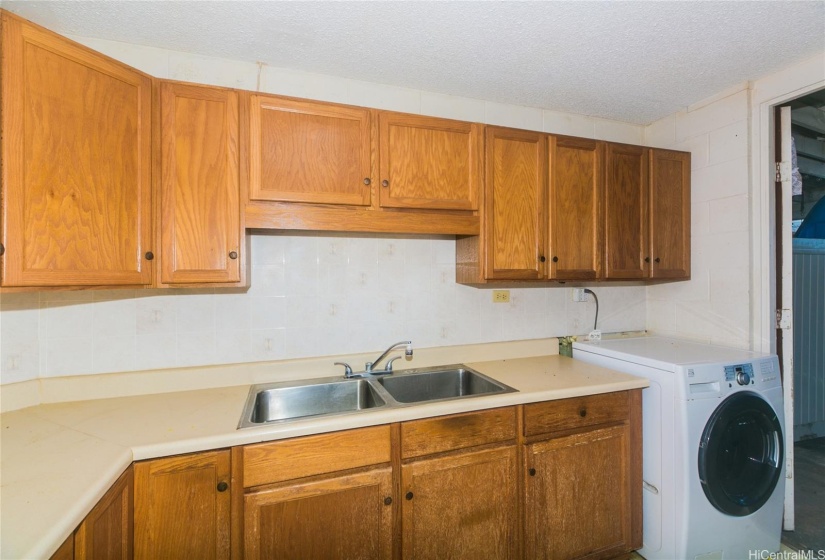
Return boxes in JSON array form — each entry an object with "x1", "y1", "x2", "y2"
[
  {"x1": 587, "y1": 330, "x2": 602, "y2": 341},
  {"x1": 492, "y1": 290, "x2": 510, "y2": 303},
  {"x1": 572, "y1": 288, "x2": 587, "y2": 302}
]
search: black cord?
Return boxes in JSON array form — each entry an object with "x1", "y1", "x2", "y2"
[{"x1": 583, "y1": 289, "x2": 599, "y2": 330}]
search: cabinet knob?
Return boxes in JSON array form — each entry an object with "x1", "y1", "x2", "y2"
[
  {"x1": 655, "y1": 257, "x2": 661, "y2": 263},
  {"x1": 552, "y1": 256, "x2": 559, "y2": 263},
  {"x1": 229, "y1": 251, "x2": 238, "y2": 260},
  {"x1": 0, "y1": 242, "x2": 4, "y2": 256},
  {"x1": 364, "y1": 178, "x2": 371, "y2": 186},
  {"x1": 645, "y1": 257, "x2": 650, "y2": 263},
  {"x1": 579, "y1": 408, "x2": 587, "y2": 417},
  {"x1": 529, "y1": 468, "x2": 536, "y2": 477},
  {"x1": 145, "y1": 251, "x2": 154, "y2": 261},
  {"x1": 217, "y1": 481, "x2": 228, "y2": 492},
  {"x1": 384, "y1": 497, "x2": 393, "y2": 506},
  {"x1": 382, "y1": 180, "x2": 389, "y2": 187},
  {"x1": 539, "y1": 255, "x2": 546, "y2": 263},
  {"x1": 405, "y1": 491, "x2": 414, "y2": 500}
]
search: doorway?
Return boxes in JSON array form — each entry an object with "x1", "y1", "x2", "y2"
[{"x1": 776, "y1": 88, "x2": 825, "y2": 551}]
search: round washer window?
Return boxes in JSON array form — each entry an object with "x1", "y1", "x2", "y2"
[{"x1": 698, "y1": 391, "x2": 783, "y2": 517}]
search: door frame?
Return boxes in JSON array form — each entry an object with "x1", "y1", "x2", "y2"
[{"x1": 749, "y1": 54, "x2": 825, "y2": 531}]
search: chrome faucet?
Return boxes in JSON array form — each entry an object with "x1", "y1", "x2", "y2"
[{"x1": 365, "y1": 341, "x2": 413, "y2": 373}]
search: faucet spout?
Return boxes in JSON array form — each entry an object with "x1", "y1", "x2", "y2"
[{"x1": 365, "y1": 341, "x2": 413, "y2": 373}]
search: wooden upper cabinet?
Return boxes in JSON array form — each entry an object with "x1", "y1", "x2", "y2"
[
  {"x1": 159, "y1": 82, "x2": 242, "y2": 285},
  {"x1": 378, "y1": 112, "x2": 481, "y2": 210},
  {"x1": 0, "y1": 12, "x2": 153, "y2": 287},
  {"x1": 650, "y1": 149, "x2": 691, "y2": 279},
  {"x1": 548, "y1": 136, "x2": 603, "y2": 280},
  {"x1": 484, "y1": 127, "x2": 547, "y2": 280},
  {"x1": 604, "y1": 143, "x2": 649, "y2": 279},
  {"x1": 74, "y1": 466, "x2": 133, "y2": 560},
  {"x1": 134, "y1": 450, "x2": 231, "y2": 560},
  {"x1": 248, "y1": 95, "x2": 373, "y2": 206}
]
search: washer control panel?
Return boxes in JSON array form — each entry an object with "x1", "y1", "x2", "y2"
[{"x1": 725, "y1": 363, "x2": 754, "y2": 386}]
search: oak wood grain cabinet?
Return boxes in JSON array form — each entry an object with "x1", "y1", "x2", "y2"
[
  {"x1": 134, "y1": 450, "x2": 231, "y2": 560},
  {"x1": 158, "y1": 81, "x2": 245, "y2": 286},
  {"x1": 74, "y1": 466, "x2": 134, "y2": 560},
  {"x1": 239, "y1": 426, "x2": 393, "y2": 559},
  {"x1": 605, "y1": 144, "x2": 690, "y2": 280},
  {"x1": 523, "y1": 390, "x2": 643, "y2": 560},
  {"x1": 548, "y1": 136, "x2": 604, "y2": 280},
  {"x1": 378, "y1": 112, "x2": 481, "y2": 211},
  {"x1": 0, "y1": 11, "x2": 153, "y2": 288},
  {"x1": 399, "y1": 408, "x2": 519, "y2": 559}
]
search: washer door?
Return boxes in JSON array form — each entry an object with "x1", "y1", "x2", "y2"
[{"x1": 698, "y1": 391, "x2": 783, "y2": 516}]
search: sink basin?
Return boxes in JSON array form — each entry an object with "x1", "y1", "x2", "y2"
[
  {"x1": 376, "y1": 367, "x2": 515, "y2": 404},
  {"x1": 239, "y1": 377, "x2": 386, "y2": 428}
]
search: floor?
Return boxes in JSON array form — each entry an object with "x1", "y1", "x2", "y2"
[{"x1": 782, "y1": 436, "x2": 825, "y2": 552}]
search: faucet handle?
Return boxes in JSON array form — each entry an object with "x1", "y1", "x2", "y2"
[
  {"x1": 334, "y1": 362, "x2": 353, "y2": 377},
  {"x1": 385, "y1": 356, "x2": 403, "y2": 372}
]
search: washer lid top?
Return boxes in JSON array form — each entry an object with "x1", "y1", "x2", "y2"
[{"x1": 572, "y1": 336, "x2": 771, "y2": 372}]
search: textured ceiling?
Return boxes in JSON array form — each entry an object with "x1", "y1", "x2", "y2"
[{"x1": 3, "y1": 0, "x2": 825, "y2": 124}]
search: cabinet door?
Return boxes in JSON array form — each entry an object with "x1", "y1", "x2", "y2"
[
  {"x1": 604, "y1": 143, "x2": 649, "y2": 279},
  {"x1": 0, "y1": 12, "x2": 153, "y2": 287},
  {"x1": 159, "y1": 82, "x2": 242, "y2": 285},
  {"x1": 378, "y1": 112, "x2": 481, "y2": 210},
  {"x1": 548, "y1": 136, "x2": 603, "y2": 280},
  {"x1": 401, "y1": 446, "x2": 518, "y2": 560},
  {"x1": 525, "y1": 425, "x2": 632, "y2": 560},
  {"x1": 248, "y1": 95, "x2": 372, "y2": 206},
  {"x1": 74, "y1": 466, "x2": 133, "y2": 560},
  {"x1": 484, "y1": 127, "x2": 547, "y2": 280},
  {"x1": 650, "y1": 149, "x2": 691, "y2": 279},
  {"x1": 244, "y1": 467, "x2": 393, "y2": 560},
  {"x1": 134, "y1": 450, "x2": 231, "y2": 560}
]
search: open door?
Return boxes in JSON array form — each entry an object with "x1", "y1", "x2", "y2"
[{"x1": 775, "y1": 105, "x2": 795, "y2": 531}]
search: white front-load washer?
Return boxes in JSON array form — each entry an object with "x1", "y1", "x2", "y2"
[{"x1": 573, "y1": 336, "x2": 785, "y2": 560}]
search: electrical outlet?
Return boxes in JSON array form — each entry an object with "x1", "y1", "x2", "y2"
[
  {"x1": 572, "y1": 288, "x2": 587, "y2": 302},
  {"x1": 492, "y1": 290, "x2": 510, "y2": 303},
  {"x1": 588, "y1": 330, "x2": 602, "y2": 341}
]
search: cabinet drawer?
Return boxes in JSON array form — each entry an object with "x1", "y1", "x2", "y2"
[
  {"x1": 524, "y1": 391, "x2": 629, "y2": 437},
  {"x1": 401, "y1": 407, "x2": 517, "y2": 459},
  {"x1": 243, "y1": 425, "x2": 391, "y2": 487}
]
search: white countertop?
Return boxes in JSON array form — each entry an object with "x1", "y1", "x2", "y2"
[{"x1": 0, "y1": 354, "x2": 648, "y2": 559}]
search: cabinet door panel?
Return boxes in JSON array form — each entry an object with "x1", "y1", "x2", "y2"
[
  {"x1": 160, "y1": 83, "x2": 241, "y2": 284},
  {"x1": 74, "y1": 466, "x2": 133, "y2": 560},
  {"x1": 378, "y1": 113, "x2": 480, "y2": 210},
  {"x1": 401, "y1": 446, "x2": 518, "y2": 560},
  {"x1": 1, "y1": 13, "x2": 152, "y2": 286},
  {"x1": 244, "y1": 467, "x2": 393, "y2": 560},
  {"x1": 526, "y1": 425, "x2": 631, "y2": 560},
  {"x1": 548, "y1": 136, "x2": 603, "y2": 279},
  {"x1": 650, "y1": 149, "x2": 691, "y2": 279},
  {"x1": 604, "y1": 143, "x2": 649, "y2": 279},
  {"x1": 248, "y1": 95, "x2": 372, "y2": 206},
  {"x1": 134, "y1": 451, "x2": 230, "y2": 560},
  {"x1": 484, "y1": 127, "x2": 546, "y2": 280}
]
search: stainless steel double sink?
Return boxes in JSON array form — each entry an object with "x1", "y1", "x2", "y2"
[{"x1": 238, "y1": 365, "x2": 517, "y2": 429}]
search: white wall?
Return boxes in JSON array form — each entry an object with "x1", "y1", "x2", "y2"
[
  {"x1": 0, "y1": 38, "x2": 647, "y2": 385},
  {"x1": 644, "y1": 84, "x2": 752, "y2": 348}
]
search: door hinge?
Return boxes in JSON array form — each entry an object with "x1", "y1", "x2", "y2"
[
  {"x1": 776, "y1": 308, "x2": 792, "y2": 330},
  {"x1": 775, "y1": 161, "x2": 792, "y2": 183}
]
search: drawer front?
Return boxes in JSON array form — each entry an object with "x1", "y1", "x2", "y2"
[
  {"x1": 524, "y1": 391, "x2": 629, "y2": 437},
  {"x1": 401, "y1": 407, "x2": 517, "y2": 459},
  {"x1": 243, "y1": 425, "x2": 391, "y2": 487}
]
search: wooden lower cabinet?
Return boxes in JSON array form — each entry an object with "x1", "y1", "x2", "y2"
[
  {"x1": 401, "y1": 446, "x2": 519, "y2": 560},
  {"x1": 134, "y1": 450, "x2": 231, "y2": 560},
  {"x1": 244, "y1": 467, "x2": 393, "y2": 560},
  {"x1": 74, "y1": 467, "x2": 133, "y2": 560}
]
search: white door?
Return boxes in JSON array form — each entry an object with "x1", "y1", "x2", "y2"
[{"x1": 777, "y1": 105, "x2": 795, "y2": 531}]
